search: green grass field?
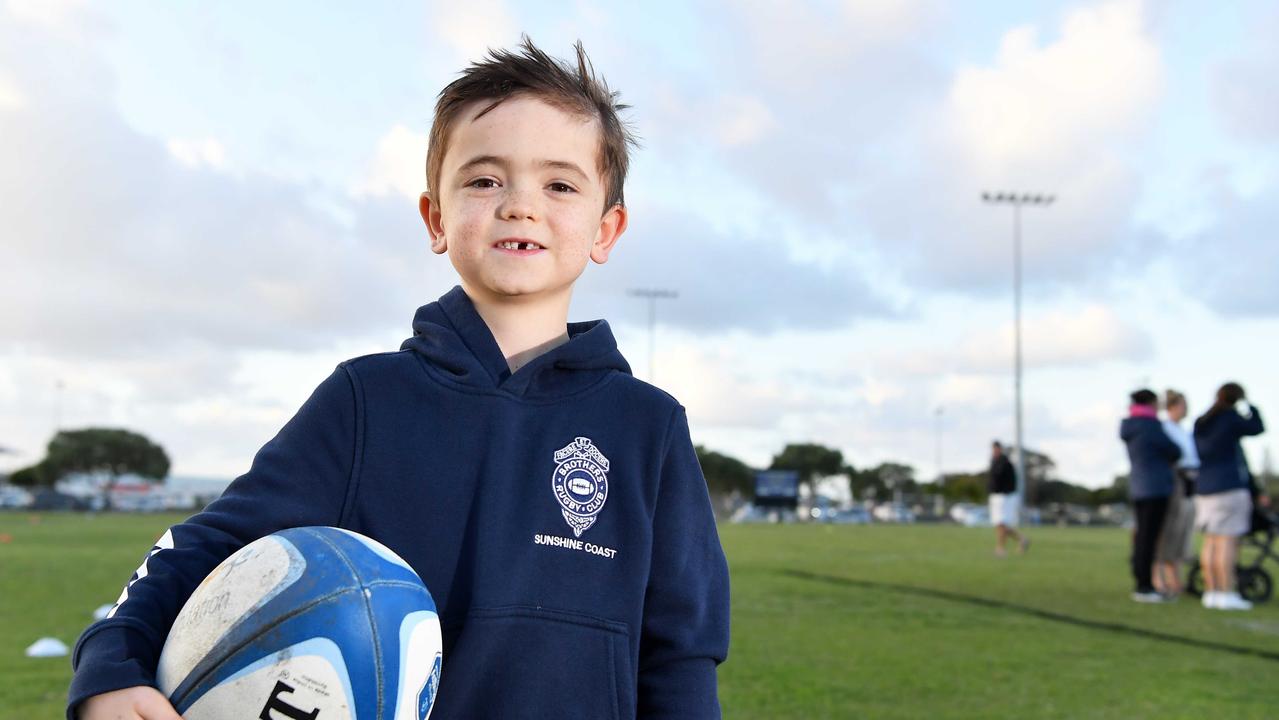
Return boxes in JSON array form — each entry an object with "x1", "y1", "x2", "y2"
[{"x1": 2, "y1": 513, "x2": 1277, "y2": 718}]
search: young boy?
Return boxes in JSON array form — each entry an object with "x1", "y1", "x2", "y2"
[{"x1": 69, "y1": 39, "x2": 730, "y2": 720}]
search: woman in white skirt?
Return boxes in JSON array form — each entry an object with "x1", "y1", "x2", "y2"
[{"x1": 1193, "y1": 382, "x2": 1265, "y2": 610}]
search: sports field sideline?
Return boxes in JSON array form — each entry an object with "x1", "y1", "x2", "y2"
[{"x1": 2, "y1": 513, "x2": 1277, "y2": 718}]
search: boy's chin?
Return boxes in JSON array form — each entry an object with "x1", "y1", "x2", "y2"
[{"x1": 467, "y1": 278, "x2": 570, "y2": 303}]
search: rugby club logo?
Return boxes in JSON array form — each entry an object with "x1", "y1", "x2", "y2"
[{"x1": 552, "y1": 437, "x2": 610, "y2": 537}]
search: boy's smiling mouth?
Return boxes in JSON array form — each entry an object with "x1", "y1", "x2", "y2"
[{"x1": 494, "y1": 239, "x2": 546, "y2": 253}]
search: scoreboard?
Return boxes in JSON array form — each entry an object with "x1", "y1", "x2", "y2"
[{"x1": 754, "y1": 470, "x2": 799, "y2": 509}]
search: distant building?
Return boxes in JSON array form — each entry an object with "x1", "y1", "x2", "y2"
[{"x1": 57, "y1": 473, "x2": 199, "y2": 511}]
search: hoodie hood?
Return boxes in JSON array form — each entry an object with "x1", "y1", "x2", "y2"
[
  {"x1": 401, "y1": 286, "x2": 631, "y2": 399},
  {"x1": 1119, "y1": 415, "x2": 1156, "y2": 441}
]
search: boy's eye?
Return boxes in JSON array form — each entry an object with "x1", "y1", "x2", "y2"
[
  {"x1": 548, "y1": 182, "x2": 577, "y2": 194},
  {"x1": 468, "y1": 178, "x2": 499, "y2": 189}
]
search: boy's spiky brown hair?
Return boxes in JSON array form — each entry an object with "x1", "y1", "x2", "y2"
[{"x1": 426, "y1": 37, "x2": 636, "y2": 210}]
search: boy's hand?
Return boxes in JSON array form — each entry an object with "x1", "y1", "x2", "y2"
[{"x1": 79, "y1": 686, "x2": 182, "y2": 720}]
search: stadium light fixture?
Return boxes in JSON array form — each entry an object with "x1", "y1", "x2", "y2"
[{"x1": 981, "y1": 192, "x2": 1055, "y2": 506}]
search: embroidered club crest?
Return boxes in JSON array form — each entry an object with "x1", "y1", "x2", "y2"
[{"x1": 551, "y1": 437, "x2": 610, "y2": 537}]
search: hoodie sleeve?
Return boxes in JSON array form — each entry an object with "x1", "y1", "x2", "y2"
[
  {"x1": 1237, "y1": 406, "x2": 1265, "y2": 437},
  {"x1": 637, "y1": 407, "x2": 731, "y2": 720},
  {"x1": 66, "y1": 367, "x2": 360, "y2": 719}
]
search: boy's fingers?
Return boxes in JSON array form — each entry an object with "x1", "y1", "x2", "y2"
[{"x1": 135, "y1": 689, "x2": 183, "y2": 720}]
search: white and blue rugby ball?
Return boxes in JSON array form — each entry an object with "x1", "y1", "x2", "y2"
[{"x1": 156, "y1": 527, "x2": 442, "y2": 720}]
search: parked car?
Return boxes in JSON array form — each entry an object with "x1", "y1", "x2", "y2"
[
  {"x1": 731, "y1": 504, "x2": 798, "y2": 524},
  {"x1": 827, "y1": 507, "x2": 872, "y2": 525},
  {"x1": 872, "y1": 503, "x2": 916, "y2": 523},
  {"x1": 30, "y1": 489, "x2": 91, "y2": 511},
  {"x1": 959, "y1": 506, "x2": 992, "y2": 527},
  {"x1": 0, "y1": 485, "x2": 33, "y2": 509},
  {"x1": 949, "y1": 502, "x2": 980, "y2": 524},
  {"x1": 809, "y1": 497, "x2": 845, "y2": 522}
]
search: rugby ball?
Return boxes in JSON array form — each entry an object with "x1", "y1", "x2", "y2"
[{"x1": 156, "y1": 527, "x2": 442, "y2": 720}]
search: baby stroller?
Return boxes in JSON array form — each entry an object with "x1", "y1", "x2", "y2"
[{"x1": 1187, "y1": 507, "x2": 1277, "y2": 603}]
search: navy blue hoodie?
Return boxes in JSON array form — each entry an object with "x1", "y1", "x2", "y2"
[
  {"x1": 1119, "y1": 415, "x2": 1181, "y2": 500},
  {"x1": 1194, "y1": 406, "x2": 1265, "y2": 496},
  {"x1": 67, "y1": 287, "x2": 731, "y2": 719}
]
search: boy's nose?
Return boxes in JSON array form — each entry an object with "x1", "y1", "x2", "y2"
[{"x1": 498, "y1": 188, "x2": 538, "y2": 222}]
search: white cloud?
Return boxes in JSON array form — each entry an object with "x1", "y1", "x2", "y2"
[
  {"x1": 653, "y1": 333, "x2": 834, "y2": 430},
  {"x1": 574, "y1": 206, "x2": 895, "y2": 334},
  {"x1": 709, "y1": 95, "x2": 776, "y2": 147},
  {"x1": 0, "y1": 1, "x2": 454, "y2": 473},
  {"x1": 1210, "y1": 6, "x2": 1279, "y2": 143},
  {"x1": 5, "y1": 0, "x2": 88, "y2": 28},
  {"x1": 1177, "y1": 181, "x2": 1279, "y2": 316},
  {"x1": 429, "y1": 0, "x2": 519, "y2": 64},
  {"x1": 0, "y1": 340, "x2": 395, "y2": 478},
  {"x1": 352, "y1": 124, "x2": 428, "y2": 200},
  {"x1": 726, "y1": 0, "x2": 938, "y2": 89},
  {"x1": 0, "y1": 31, "x2": 444, "y2": 358},
  {"x1": 0, "y1": 67, "x2": 23, "y2": 110},
  {"x1": 638, "y1": 1, "x2": 1164, "y2": 302},
  {"x1": 935, "y1": 375, "x2": 1005, "y2": 408},
  {"x1": 866, "y1": 302, "x2": 1153, "y2": 378},
  {"x1": 848, "y1": 0, "x2": 1164, "y2": 294},
  {"x1": 629, "y1": 322, "x2": 1017, "y2": 480},
  {"x1": 166, "y1": 137, "x2": 227, "y2": 169},
  {"x1": 948, "y1": 1, "x2": 1160, "y2": 173},
  {"x1": 638, "y1": 0, "x2": 943, "y2": 232},
  {"x1": 960, "y1": 304, "x2": 1154, "y2": 371}
]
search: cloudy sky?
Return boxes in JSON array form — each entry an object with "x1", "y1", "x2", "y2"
[{"x1": 3, "y1": 0, "x2": 1277, "y2": 488}]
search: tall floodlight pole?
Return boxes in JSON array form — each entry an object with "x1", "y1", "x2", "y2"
[
  {"x1": 933, "y1": 405, "x2": 946, "y2": 516},
  {"x1": 627, "y1": 289, "x2": 678, "y2": 383},
  {"x1": 981, "y1": 192, "x2": 1054, "y2": 505},
  {"x1": 934, "y1": 406, "x2": 944, "y2": 482}
]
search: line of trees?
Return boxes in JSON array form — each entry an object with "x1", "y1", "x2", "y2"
[
  {"x1": 7, "y1": 430, "x2": 1199, "y2": 511},
  {"x1": 7, "y1": 428, "x2": 169, "y2": 509},
  {"x1": 697, "y1": 442, "x2": 1134, "y2": 507}
]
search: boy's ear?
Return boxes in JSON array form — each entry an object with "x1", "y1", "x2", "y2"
[
  {"x1": 420, "y1": 192, "x2": 447, "y2": 254},
  {"x1": 590, "y1": 203, "x2": 628, "y2": 265}
]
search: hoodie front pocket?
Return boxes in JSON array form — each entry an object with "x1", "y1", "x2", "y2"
[{"x1": 434, "y1": 606, "x2": 634, "y2": 720}]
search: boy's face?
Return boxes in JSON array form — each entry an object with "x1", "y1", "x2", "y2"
[{"x1": 420, "y1": 95, "x2": 627, "y2": 307}]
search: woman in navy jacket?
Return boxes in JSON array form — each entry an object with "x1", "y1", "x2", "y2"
[
  {"x1": 1193, "y1": 382, "x2": 1265, "y2": 610},
  {"x1": 1119, "y1": 389, "x2": 1181, "y2": 602}
]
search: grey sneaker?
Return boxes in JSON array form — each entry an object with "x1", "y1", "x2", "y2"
[{"x1": 1132, "y1": 591, "x2": 1166, "y2": 603}]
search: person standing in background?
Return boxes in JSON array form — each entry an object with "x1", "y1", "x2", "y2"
[
  {"x1": 988, "y1": 441, "x2": 1028, "y2": 557},
  {"x1": 1120, "y1": 389, "x2": 1182, "y2": 602},
  {"x1": 1194, "y1": 382, "x2": 1265, "y2": 611},
  {"x1": 1153, "y1": 389, "x2": 1199, "y2": 597}
]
